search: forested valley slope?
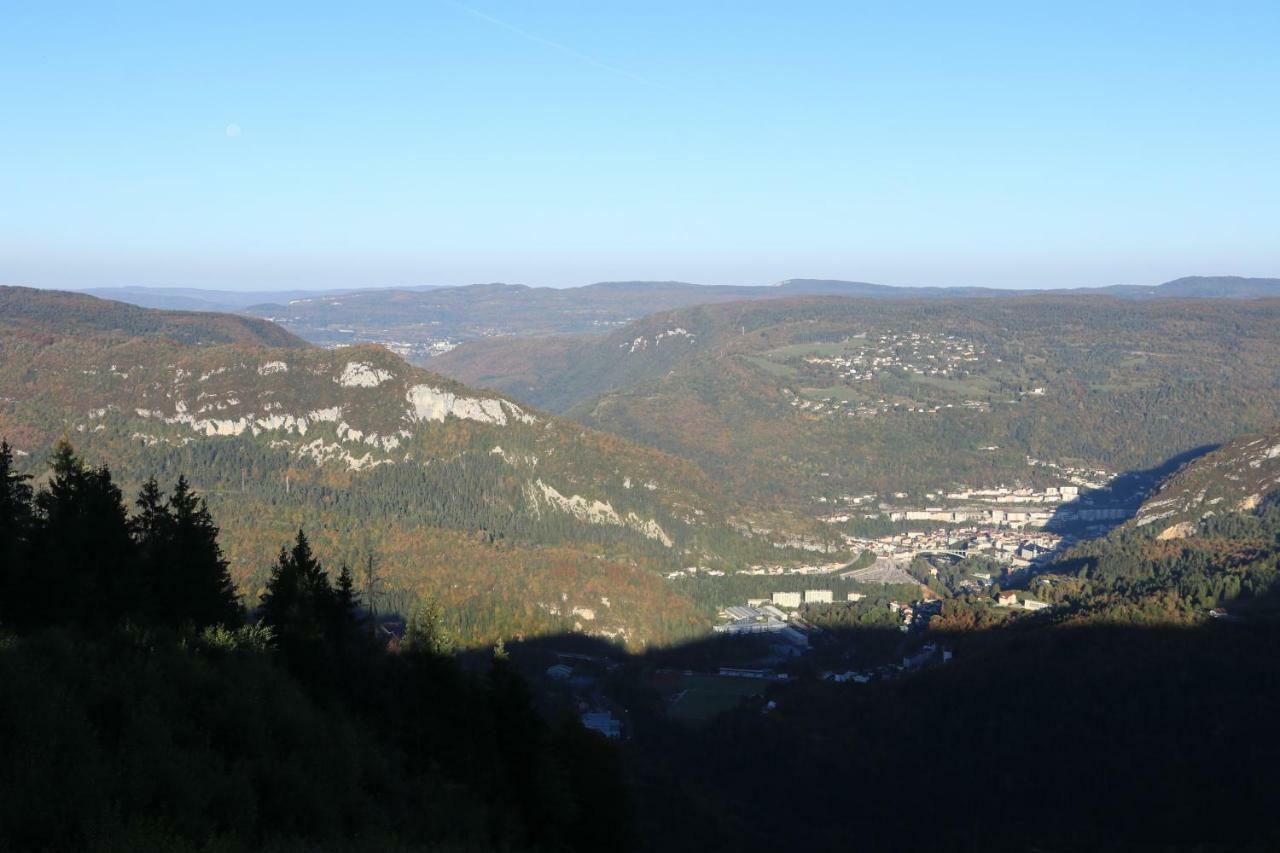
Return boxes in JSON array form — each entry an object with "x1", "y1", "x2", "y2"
[
  {"x1": 434, "y1": 294, "x2": 1280, "y2": 508},
  {"x1": 0, "y1": 287, "x2": 820, "y2": 647}
]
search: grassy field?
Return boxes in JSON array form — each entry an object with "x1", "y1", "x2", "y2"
[
  {"x1": 760, "y1": 340, "x2": 863, "y2": 359},
  {"x1": 797, "y1": 385, "x2": 865, "y2": 403},
  {"x1": 665, "y1": 674, "x2": 768, "y2": 723},
  {"x1": 901, "y1": 372, "x2": 1002, "y2": 397},
  {"x1": 742, "y1": 354, "x2": 799, "y2": 378}
]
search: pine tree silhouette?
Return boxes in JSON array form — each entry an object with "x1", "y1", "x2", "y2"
[
  {"x1": 167, "y1": 476, "x2": 241, "y2": 627},
  {"x1": 31, "y1": 439, "x2": 135, "y2": 627},
  {"x1": 260, "y1": 528, "x2": 334, "y2": 643},
  {"x1": 334, "y1": 564, "x2": 359, "y2": 624},
  {"x1": 133, "y1": 476, "x2": 242, "y2": 628},
  {"x1": 0, "y1": 441, "x2": 34, "y2": 623}
]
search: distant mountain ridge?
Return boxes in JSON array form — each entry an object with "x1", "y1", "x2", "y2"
[
  {"x1": 55, "y1": 275, "x2": 1278, "y2": 358},
  {"x1": 1141, "y1": 276, "x2": 1280, "y2": 298},
  {"x1": 78, "y1": 284, "x2": 450, "y2": 313},
  {"x1": 0, "y1": 286, "x2": 306, "y2": 348},
  {"x1": 76, "y1": 274, "x2": 1280, "y2": 315},
  {"x1": 777, "y1": 275, "x2": 1280, "y2": 300}
]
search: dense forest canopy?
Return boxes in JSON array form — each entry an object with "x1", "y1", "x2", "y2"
[
  {"x1": 0, "y1": 440, "x2": 633, "y2": 852},
  {"x1": 0, "y1": 288, "x2": 833, "y2": 648}
]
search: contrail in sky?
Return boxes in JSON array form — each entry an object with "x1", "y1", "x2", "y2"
[{"x1": 443, "y1": 0, "x2": 649, "y2": 84}]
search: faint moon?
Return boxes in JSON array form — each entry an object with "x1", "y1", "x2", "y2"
[{"x1": 225, "y1": 123, "x2": 241, "y2": 137}]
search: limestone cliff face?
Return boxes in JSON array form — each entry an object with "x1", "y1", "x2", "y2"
[{"x1": 1132, "y1": 426, "x2": 1280, "y2": 536}]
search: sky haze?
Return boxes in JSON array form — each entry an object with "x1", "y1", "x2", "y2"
[{"x1": 3, "y1": 1, "x2": 1278, "y2": 290}]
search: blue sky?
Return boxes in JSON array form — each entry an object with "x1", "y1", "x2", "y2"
[{"x1": 2, "y1": 1, "x2": 1278, "y2": 290}]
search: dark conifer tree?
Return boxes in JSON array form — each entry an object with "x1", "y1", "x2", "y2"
[
  {"x1": 133, "y1": 476, "x2": 241, "y2": 629},
  {"x1": 334, "y1": 564, "x2": 359, "y2": 624},
  {"x1": 132, "y1": 477, "x2": 169, "y2": 546},
  {"x1": 326, "y1": 562, "x2": 364, "y2": 652},
  {"x1": 0, "y1": 440, "x2": 34, "y2": 623},
  {"x1": 488, "y1": 651, "x2": 565, "y2": 848},
  {"x1": 129, "y1": 476, "x2": 172, "y2": 624},
  {"x1": 259, "y1": 543, "x2": 299, "y2": 628},
  {"x1": 260, "y1": 529, "x2": 333, "y2": 643},
  {"x1": 29, "y1": 439, "x2": 135, "y2": 628},
  {"x1": 166, "y1": 476, "x2": 241, "y2": 628}
]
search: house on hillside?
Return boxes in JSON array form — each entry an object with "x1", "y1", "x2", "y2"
[{"x1": 581, "y1": 711, "x2": 622, "y2": 739}]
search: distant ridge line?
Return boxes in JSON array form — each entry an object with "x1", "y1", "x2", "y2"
[{"x1": 73, "y1": 273, "x2": 1280, "y2": 313}]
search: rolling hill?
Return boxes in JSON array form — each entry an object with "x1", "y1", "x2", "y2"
[
  {"x1": 70, "y1": 275, "x2": 1277, "y2": 362},
  {"x1": 0, "y1": 286, "x2": 305, "y2": 348},
  {"x1": 79, "y1": 284, "x2": 453, "y2": 312},
  {"x1": 0, "y1": 287, "x2": 817, "y2": 647},
  {"x1": 432, "y1": 294, "x2": 1280, "y2": 510}
]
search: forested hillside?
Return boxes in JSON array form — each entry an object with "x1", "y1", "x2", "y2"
[
  {"x1": 1019, "y1": 425, "x2": 1280, "y2": 624},
  {"x1": 434, "y1": 295, "x2": 1280, "y2": 505},
  {"x1": 1127, "y1": 424, "x2": 1280, "y2": 538},
  {"x1": 614, "y1": 444, "x2": 1280, "y2": 851},
  {"x1": 0, "y1": 288, "x2": 817, "y2": 647},
  {"x1": 0, "y1": 286, "x2": 305, "y2": 348},
  {"x1": 218, "y1": 275, "x2": 1280, "y2": 358},
  {"x1": 0, "y1": 443, "x2": 632, "y2": 852},
  {"x1": 5, "y1": 418, "x2": 1279, "y2": 852}
]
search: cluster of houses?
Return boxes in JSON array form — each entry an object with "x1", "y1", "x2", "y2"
[
  {"x1": 773, "y1": 331, "x2": 1005, "y2": 419},
  {"x1": 819, "y1": 479, "x2": 1094, "y2": 532},
  {"x1": 942, "y1": 484, "x2": 1080, "y2": 504},
  {"x1": 816, "y1": 455, "x2": 1119, "y2": 528},
  {"x1": 823, "y1": 642, "x2": 954, "y2": 684},
  {"x1": 783, "y1": 389, "x2": 997, "y2": 420},
  {"x1": 838, "y1": 526, "x2": 1063, "y2": 573},
  {"x1": 543, "y1": 653, "x2": 625, "y2": 739},
  {"x1": 796, "y1": 331, "x2": 986, "y2": 383},
  {"x1": 822, "y1": 486, "x2": 1081, "y2": 531},
  {"x1": 1025, "y1": 455, "x2": 1114, "y2": 490},
  {"x1": 886, "y1": 507, "x2": 1057, "y2": 529},
  {"x1": 381, "y1": 338, "x2": 459, "y2": 362},
  {"x1": 714, "y1": 587, "x2": 943, "y2": 646},
  {"x1": 662, "y1": 561, "x2": 849, "y2": 580}
]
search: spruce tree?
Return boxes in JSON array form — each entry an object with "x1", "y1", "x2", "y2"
[
  {"x1": 30, "y1": 440, "x2": 135, "y2": 628},
  {"x1": 133, "y1": 476, "x2": 241, "y2": 628},
  {"x1": 403, "y1": 595, "x2": 454, "y2": 656},
  {"x1": 260, "y1": 529, "x2": 333, "y2": 643},
  {"x1": 334, "y1": 564, "x2": 359, "y2": 625},
  {"x1": 0, "y1": 441, "x2": 34, "y2": 623},
  {"x1": 360, "y1": 550, "x2": 381, "y2": 639},
  {"x1": 167, "y1": 476, "x2": 241, "y2": 628},
  {"x1": 131, "y1": 477, "x2": 173, "y2": 622},
  {"x1": 259, "y1": 543, "x2": 300, "y2": 631},
  {"x1": 329, "y1": 562, "x2": 363, "y2": 649},
  {"x1": 132, "y1": 477, "x2": 169, "y2": 547}
]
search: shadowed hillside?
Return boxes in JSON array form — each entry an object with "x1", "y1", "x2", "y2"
[{"x1": 3, "y1": 437, "x2": 1279, "y2": 851}]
